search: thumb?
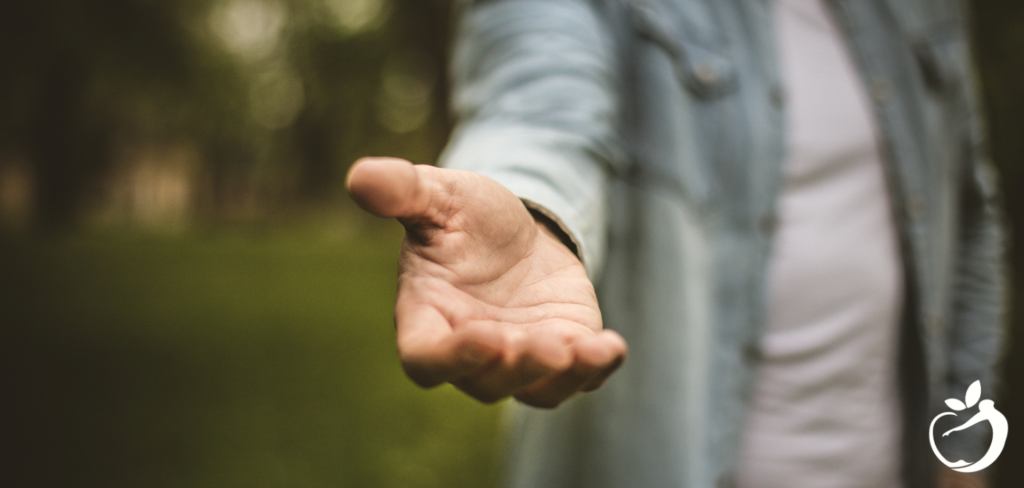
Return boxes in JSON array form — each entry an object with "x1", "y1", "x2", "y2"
[
  {"x1": 346, "y1": 157, "x2": 446, "y2": 223},
  {"x1": 347, "y1": 157, "x2": 534, "y2": 251}
]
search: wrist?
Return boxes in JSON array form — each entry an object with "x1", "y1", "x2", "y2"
[{"x1": 527, "y1": 206, "x2": 580, "y2": 259}]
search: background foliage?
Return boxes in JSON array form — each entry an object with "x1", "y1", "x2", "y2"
[{"x1": 1, "y1": 0, "x2": 1022, "y2": 486}]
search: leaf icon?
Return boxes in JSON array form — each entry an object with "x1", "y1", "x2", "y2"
[
  {"x1": 945, "y1": 398, "x2": 967, "y2": 411},
  {"x1": 965, "y1": 380, "x2": 981, "y2": 408}
]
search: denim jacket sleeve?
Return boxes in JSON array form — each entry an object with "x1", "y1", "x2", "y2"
[{"x1": 438, "y1": 0, "x2": 625, "y2": 280}]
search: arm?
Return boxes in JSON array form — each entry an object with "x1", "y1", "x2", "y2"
[{"x1": 439, "y1": 0, "x2": 626, "y2": 280}]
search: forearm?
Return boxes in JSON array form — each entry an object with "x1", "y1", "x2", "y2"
[{"x1": 439, "y1": 0, "x2": 623, "y2": 279}]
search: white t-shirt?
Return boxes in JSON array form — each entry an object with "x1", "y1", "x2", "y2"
[{"x1": 736, "y1": 0, "x2": 904, "y2": 487}]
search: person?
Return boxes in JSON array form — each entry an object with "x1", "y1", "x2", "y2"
[{"x1": 346, "y1": 0, "x2": 1005, "y2": 487}]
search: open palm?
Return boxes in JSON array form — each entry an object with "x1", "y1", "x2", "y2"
[{"x1": 347, "y1": 157, "x2": 626, "y2": 407}]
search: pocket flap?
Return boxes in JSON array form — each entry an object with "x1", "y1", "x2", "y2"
[
  {"x1": 629, "y1": 2, "x2": 738, "y2": 99},
  {"x1": 912, "y1": 22, "x2": 966, "y2": 95}
]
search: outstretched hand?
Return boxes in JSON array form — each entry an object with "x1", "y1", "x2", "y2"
[{"x1": 346, "y1": 157, "x2": 626, "y2": 408}]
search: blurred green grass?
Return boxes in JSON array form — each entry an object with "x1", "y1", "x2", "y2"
[{"x1": 1, "y1": 226, "x2": 503, "y2": 488}]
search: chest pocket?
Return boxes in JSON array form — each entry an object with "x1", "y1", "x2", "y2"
[
  {"x1": 622, "y1": 0, "x2": 741, "y2": 208},
  {"x1": 628, "y1": 1, "x2": 738, "y2": 99},
  {"x1": 885, "y1": 0, "x2": 969, "y2": 98}
]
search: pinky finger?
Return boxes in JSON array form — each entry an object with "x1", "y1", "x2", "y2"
[{"x1": 579, "y1": 330, "x2": 627, "y2": 392}]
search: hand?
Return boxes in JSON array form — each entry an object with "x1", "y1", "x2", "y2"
[{"x1": 346, "y1": 157, "x2": 627, "y2": 408}]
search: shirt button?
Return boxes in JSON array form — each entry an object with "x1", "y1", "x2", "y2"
[
  {"x1": 870, "y1": 78, "x2": 892, "y2": 103},
  {"x1": 694, "y1": 63, "x2": 719, "y2": 85}
]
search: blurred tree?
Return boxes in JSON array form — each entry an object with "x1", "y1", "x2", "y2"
[
  {"x1": 282, "y1": 0, "x2": 455, "y2": 203},
  {"x1": 0, "y1": 0, "x2": 457, "y2": 228},
  {"x1": 0, "y1": 0, "x2": 248, "y2": 230}
]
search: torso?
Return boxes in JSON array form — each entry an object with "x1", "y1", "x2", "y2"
[{"x1": 736, "y1": 1, "x2": 904, "y2": 486}]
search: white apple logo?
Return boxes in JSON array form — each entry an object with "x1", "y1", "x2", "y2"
[{"x1": 929, "y1": 380, "x2": 1008, "y2": 473}]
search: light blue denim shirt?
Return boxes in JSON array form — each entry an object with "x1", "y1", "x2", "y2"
[{"x1": 440, "y1": 0, "x2": 1005, "y2": 486}]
